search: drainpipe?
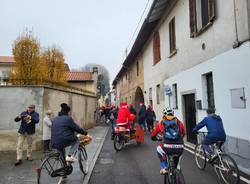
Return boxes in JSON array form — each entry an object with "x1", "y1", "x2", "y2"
[{"x1": 232, "y1": 0, "x2": 250, "y2": 48}]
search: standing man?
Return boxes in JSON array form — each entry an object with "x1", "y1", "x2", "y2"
[
  {"x1": 145, "y1": 105, "x2": 156, "y2": 132},
  {"x1": 14, "y1": 104, "x2": 39, "y2": 166},
  {"x1": 138, "y1": 102, "x2": 146, "y2": 131},
  {"x1": 43, "y1": 110, "x2": 53, "y2": 153}
]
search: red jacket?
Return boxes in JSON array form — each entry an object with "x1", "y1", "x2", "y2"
[
  {"x1": 116, "y1": 107, "x2": 131, "y2": 124},
  {"x1": 151, "y1": 117, "x2": 185, "y2": 139}
]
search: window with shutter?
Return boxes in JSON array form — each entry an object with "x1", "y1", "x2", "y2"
[
  {"x1": 153, "y1": 31, "x2": 161, "y2": 65},
  {"x1": 169, "y1": 17, "x2": 176, "y2": 55},
  {"x1": 189, "y1": 0, "x2": 216, "y2": 37}
]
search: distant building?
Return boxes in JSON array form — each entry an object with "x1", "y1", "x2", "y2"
[
  {"x1": 67, "y1": 70, "x2": 98, "y2": 94},
  {"x1": 0, "y1": 56, "x2": 15, "y2": 85}
]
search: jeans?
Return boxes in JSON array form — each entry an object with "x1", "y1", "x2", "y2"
[
  {"x1": 202, "y1": 137, "x2": 224, "y2": 155},
  {"x1": 68, "y1": 139, "x2": 80, "y2": 156},
  {"x1": 139, "y1": 117, "x2": 146, "y2": 130}
]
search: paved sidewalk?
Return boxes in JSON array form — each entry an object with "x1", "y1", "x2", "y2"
[{"x1": 0, "y1": 126, "x2": 109, "y2": 184}]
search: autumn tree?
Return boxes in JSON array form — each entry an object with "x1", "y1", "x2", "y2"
[
  {"x1": 10, "y1": 31, "x2": 47, "y2": 85},
  {"x1": 41, "y1": 46, "x2": 66, "y2": 83}
]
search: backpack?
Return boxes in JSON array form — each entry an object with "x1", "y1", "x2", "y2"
[{"x1": 163, "y1": 119, "x2": 179, "y2": 140}]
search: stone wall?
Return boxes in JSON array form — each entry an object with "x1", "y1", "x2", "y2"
[{"x1": 0, "y1": 86, "x2": 96, "y2": 151}]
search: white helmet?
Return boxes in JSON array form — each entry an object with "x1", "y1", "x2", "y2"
[{"x1": 162, "y1": 107, "x2": 174, "y2": 116}]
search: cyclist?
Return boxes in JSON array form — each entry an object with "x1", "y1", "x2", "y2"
[
  {"x1": 116, "y1": 102, "x2": 132, "y2": 130},
  {"x1": 192, "y1": 107, "x2": 226, "y2": 157},
  {"x1": 51, "y1": 103, "x2": 88, "y2": 162},
  {"x1": 151, "y1": 107, "x2": 185, "y2": 174}
]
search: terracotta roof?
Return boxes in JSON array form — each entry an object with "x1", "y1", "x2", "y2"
[
  {"x1": 67, "y1": 71, "x2": 93, "y2": 81},
  {"x1": 0, "y1": 56, "x2": 15, "y2": 63}
]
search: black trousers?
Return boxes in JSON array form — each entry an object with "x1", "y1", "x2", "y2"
[
  {"x1": 146, "y1": 119, "x2": 154, "y2": 132},
  {"x1": 43, "y1": 140, "x2": 51, "y2": 151}
]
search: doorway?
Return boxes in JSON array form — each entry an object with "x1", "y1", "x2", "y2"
[
  {"x1": 183, "y1": 93, "x2": 197, "y2": 144},
  {"x1": 134, "y1": 87, "x2": 144, "y2": 111}
]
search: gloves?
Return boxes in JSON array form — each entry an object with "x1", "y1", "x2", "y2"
[{"x1": 151, "y1": 136, "x2": 157, "y2": 141}]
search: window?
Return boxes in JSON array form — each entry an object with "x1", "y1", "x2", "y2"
[
  {"x1": 169, "y1": 17, "x2": 176, "y2": 55},
  {"x1": 202, "y1": 72, "x2": 215, "y2": 109},
  {"x1": 153, "y1": 31, "x2": 161, "y2": 65},
  {"x1": 172, "y1": 83, "x2": 178, "y2": 109},
  {"x1": 136, "y1": 61, "x2": 139, "y2": 76},
  {"x1": 156, "y1": 84, "x2": 160, "y2": 104},
  {"x1": 189, "y1": 0, "x2": 216, "y2": 37},
  {"x1": 149, "y1": 88, "x2": 152, "y2": 100}
]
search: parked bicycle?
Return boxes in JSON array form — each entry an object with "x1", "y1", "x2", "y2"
[
  {"x1": 194, "y1": 132, "x2": 239, "y2": 184},
  {"x1": 37, "y1": 134, "x2": 92, "y2": 184}
]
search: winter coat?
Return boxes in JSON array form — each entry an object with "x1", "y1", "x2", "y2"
[
  {"x1": 51, "y1": 112, "x2": 87, "y2": 150},
  {"x1": 15, "y1": 110, "x2": 39, "y2": 135},
  {"x1": 151, "y1": 117, "x2": 185, "y2": 144},
  {"x1": 116, "y1": 107, "x2": 131, "y2": 124},
  {"x1": 192, "y1": 114, "x2": 226, "y2": 141},
  {"x1": 129, "y1": 106, "x2": 137, "y2": 116},
  {"x1": 138, "y1": 104, "x2": 146, "y2": 119},
  {"x1": 145, "y1": 109, "x2": 156, "y2": 122},
  {"x1": 43, "y1": 116, "x2": 52, "y2": 140}
]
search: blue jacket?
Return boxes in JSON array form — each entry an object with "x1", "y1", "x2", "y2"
[
  {"x1": 15, "y1": 111, "x2": 39, "y2": 134},
  {"x1": 51, "y1": 112, "x2": 87, "y2": 150},
  {"x1": 192, "y1": 114, "x2": 226, "y2": 141}
]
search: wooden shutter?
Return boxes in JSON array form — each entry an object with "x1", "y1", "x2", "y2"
[
  {"x1": 153, "y1": 31, "x2": 161, "y2": 65},
  {"x1": 189, "y1": 0, "x2": 197, "y2": 37},
  {"x1": 208, "y1": 0, "x2": 216, "y2": 21}
]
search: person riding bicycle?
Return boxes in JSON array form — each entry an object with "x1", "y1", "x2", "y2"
[
  {"x1": 116, "y1": 102, "x2": 132, "y2": 130},
  {"x1": 192, "y1": 107, "x2": 226, "y2": 158},
  {"x1": 51, "y1": 103, "x2": 88, "y2": 162},
  {"x1": 151, "y1": 107, "x2": 185, "y2": 174}
]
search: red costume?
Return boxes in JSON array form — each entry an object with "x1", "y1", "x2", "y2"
[{"x1": 116, "y1": 102, "x2": 131, "y2": 129}]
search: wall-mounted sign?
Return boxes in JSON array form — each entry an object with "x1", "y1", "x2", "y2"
[{"x1": 165, "y1": 85, "x2": 172, "y2": 96}]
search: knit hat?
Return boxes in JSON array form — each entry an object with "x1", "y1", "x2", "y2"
[{"x1": 60, "y1": 103, "x2": 71, "y2": 113}]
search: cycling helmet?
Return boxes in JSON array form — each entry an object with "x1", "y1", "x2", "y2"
[{"x1": 162, "y1": 107, "x2": 174, "y2": 116}]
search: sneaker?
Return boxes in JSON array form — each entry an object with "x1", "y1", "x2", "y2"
[
  {"x1": 160, "y1": 168, "x2": 168, "y2": 175},
  {"x1": 66, "y1": 156, "x2": 78, "y2": 162},
  {"x1": 14, "y1": 159, "x2": 22, "y2": 166}
]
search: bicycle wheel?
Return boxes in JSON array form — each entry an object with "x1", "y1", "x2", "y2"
[
  {"x1": 218, "y1": 154, "x2": 239, "y2": 184},
  {"x1": 37, "y1": 154, "x2": 65, "y2": 184},
  {"x1": 113, "y1": 134, "x2": 124, "y2": 151},
  {"x1": 78, "y1": 147, "x2": 88, "y2": 175},
  {"x1": 194, "y1": 144, "x2": 207, "y2": 170}
]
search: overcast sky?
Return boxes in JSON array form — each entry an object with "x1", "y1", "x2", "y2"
[{"x1": 0, "y1": 0, "x2": 151, "y2": 81}]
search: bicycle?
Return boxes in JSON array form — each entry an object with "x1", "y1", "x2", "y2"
[
  {"x1": 163, "y1": 152, "x2": 185, "y2": 184},
  {"x1": 37, "y1": 135, "x2": 91, "y2": 184},
  {"x1": 194, "y1": 132, "x2": 240, "y2": 184},
  {"x1": 154, "y1": 135, "x2": 185, "y2": 184}
]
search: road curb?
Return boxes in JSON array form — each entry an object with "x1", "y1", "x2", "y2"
[{"x1": 83, "y1": 127, "x2": 109, "y2": 184}]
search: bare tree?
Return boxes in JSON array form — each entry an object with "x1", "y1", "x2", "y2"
[{"x1": 81, "y1": 63, "x2": 110, "y2": 96}]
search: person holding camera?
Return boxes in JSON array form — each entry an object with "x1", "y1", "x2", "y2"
[{"x1": 14, "y1": 104, "x2": 39, "y2": 166}]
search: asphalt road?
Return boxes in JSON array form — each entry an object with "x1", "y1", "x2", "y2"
[{"x1": 89, "y1": 129, "x2": 247, "y2": 184}]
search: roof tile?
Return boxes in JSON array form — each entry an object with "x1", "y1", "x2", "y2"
[{"x1": 67, "y1": 72, "x2": 93, "y2": 81}]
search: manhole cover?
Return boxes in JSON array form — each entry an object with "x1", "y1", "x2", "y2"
[{"x1": 99, "y1": 158, "x2": 114, "y2": 164}]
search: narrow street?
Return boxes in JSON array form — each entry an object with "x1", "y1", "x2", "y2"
[{"x1": 89, "y1": 128, "x2": 247, "y2": 184}]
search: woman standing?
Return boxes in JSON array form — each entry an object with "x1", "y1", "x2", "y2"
[{"x1": 43, "y1": 110, "x2": 53, "y2": 153}]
